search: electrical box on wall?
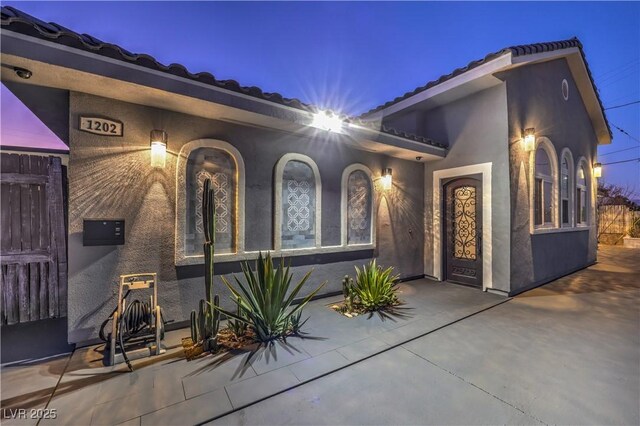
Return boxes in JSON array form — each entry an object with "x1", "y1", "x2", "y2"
[{"x1": 83, "y1": 219, "x2": 125, "y2": 246}]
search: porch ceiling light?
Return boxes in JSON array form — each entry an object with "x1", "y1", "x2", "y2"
[
  {"x1": 593, "y1": 162, "x2": 602, "y2": 178},
  {"x1": 382, "y1": 168, "x2": 393, "y2": 190},
  {"x1": 311, "y1": 110, "x2": 343, "y2": 133},
  {"x1": 523, "y1": 128, "x2": 536, "y2": 152},
  {"x1": 150, "y1": 130, "x2": 167, "y2": 168}
]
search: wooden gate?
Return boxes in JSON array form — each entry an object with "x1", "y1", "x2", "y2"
[{"x1": 0, "y1": 153, "x2": 67, "y2": 325}]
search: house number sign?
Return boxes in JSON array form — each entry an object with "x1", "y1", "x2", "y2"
[{"x1": 79, "y1": 116, "x2": 123, "y2": 137}]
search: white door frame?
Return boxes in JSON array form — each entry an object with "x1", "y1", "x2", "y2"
[{"x1": 431, "y1": 163, "x2": 493, "y2": 290}]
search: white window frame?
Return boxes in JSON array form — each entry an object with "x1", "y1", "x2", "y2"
[
  {"x1": 560, "y1": 148, "x2": 575, "y2": 228},
  {"x1": 575, "y1": 156, "x2": 590, "y2": 227},
  {"x1": 341, "y1": 164, "x2": 376, "y2": 248},
  {"x1": 175, "y1": 139, "x2": 246, "y2": 266},
  {"x1": 530, "y1": 137, "x2": 559, "y2": 233},
  {"x1": 273, "y1": 153, "x2": 322, "y2": 252}
]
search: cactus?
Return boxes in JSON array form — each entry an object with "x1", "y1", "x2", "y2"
[
  {"x1": 190, "y1": 310, "x2": 199, "y2": 342},
  {"x1": 228, "y1": 298, "x2": 248, "y2": 337},
  {"x1": 189, "y1": 178, "x2": 221, "y2": 352},
  {"x1": 342, "y1": 275, "x2": 355, "y2": 309}
]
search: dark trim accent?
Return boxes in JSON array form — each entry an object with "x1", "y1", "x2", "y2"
[
  {"x1": 508, "y1": 261, "x2": 596, "y2": 296},
  {"x1": 0, "y1": 145, "x2": 69, "y2": 154},
  {"x1": 176, "y1": 249, "x2": 374, "y2": 280},
  {"x1": 398, "y1": 274, "x2": 425, "y2": 283}
]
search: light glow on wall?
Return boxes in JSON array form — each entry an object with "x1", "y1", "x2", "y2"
[{"x1": 311, "y1": 111, "x2": 343, "y2": 133}]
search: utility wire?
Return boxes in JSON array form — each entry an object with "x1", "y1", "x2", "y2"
[
  {"x1": 605, "y1": 100, "x2": 640, "y2": 110},
  {"x1": 601, "y1": 158, "x2": 640, "y2": 165},
  {"x1": 599, "y1": 145, "x2": 640, "y2": 156},
  {"x1": 611, "y1": 123, "x2": 640, "y2": 144}
]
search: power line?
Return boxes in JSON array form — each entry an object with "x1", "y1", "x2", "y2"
[
  {"x1": 601, "y1": 158, "x2": 640, "y2": 165},
  {"x1": 605, "y1": 100, "x2": 640, "y2": 110},
  {"x1": 599, "y1": 145, "x2": 640, "y2": 156},
  {"x1": 611, "y1": 123, "x2": 640, "y2": 144}
]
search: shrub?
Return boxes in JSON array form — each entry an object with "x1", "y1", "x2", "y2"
[
  {"x1": 215, "y1": 252, "x2": 325, "y2": 342},
  {"x1": 351, "y1": 260, "x2": 400, "y2": 311}
]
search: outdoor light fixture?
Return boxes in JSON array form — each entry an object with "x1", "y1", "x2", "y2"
[
  {"x1": 311, "y1": 110, "x2": 343, "y2": 133},
  {"x1": 523, "y1": 128, "x2": 536, "y2": 152},
  {"x1": 381, "y1": 168, "x2": 393, "y2": 190},
  {"x1": 593, "y1": 162, "x2": 602, "y2": 178},
  {"x1": 13, "y1": 67, "x2": 32, "y2": 79},
  {"x1": 150, "y1": 130, "x2": 167, "y2": 168}
]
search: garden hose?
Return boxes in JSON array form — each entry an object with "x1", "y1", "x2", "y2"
[{"x1": 99, "y1": 293, "x2": 167, "y2": 371}]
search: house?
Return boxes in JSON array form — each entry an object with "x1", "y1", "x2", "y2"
[{"x1": 0, "y1": 6, "x2": 609, "y2": 346}]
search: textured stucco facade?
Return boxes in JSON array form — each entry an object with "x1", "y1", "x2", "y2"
[
  {"x1": 383, "y1": 84, "x2": 511, "y2": 293},
  {"x1": 505, "y1": 58, "x2": 598, "y2": 294},
  {"x1": 66, "y1": 92, "x2": 425, "y2": 343}
]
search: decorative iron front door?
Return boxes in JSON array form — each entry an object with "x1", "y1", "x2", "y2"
[{"x1": 444, "y1": 177, "x2": 482, "y2": 288}]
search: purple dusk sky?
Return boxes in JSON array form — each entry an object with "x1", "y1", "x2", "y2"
[{"x1": 2, "y1": 1, "x2": 638, "y2": 190}]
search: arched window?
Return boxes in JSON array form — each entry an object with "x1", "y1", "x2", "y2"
[
  {"x1": 274, "y1": 154, "x2": 321, "y2": 250},
  {"x1": 560, "y1": 149, "x2": 574, "y2": 227},
  {"x1": 576, "y1": 158, "x2": 589, "y2": 225},
  {"x1": 175, "y1": 139, "x2": 245, "y2": 265},
  {"x1": 341, "y1": 164, "x2": 375, "y2": 246},
  {"x1": 531, "y1": 138, "x2": 558, "y2": 230}
]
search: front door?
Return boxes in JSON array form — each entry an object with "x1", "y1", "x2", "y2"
[{"x1": 444, "y1": 177, "x2": 483, "y2": 288}]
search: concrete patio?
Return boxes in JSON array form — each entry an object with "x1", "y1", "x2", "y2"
[
  {"x1": 2, "y1": 245, "x2": 638, "y2": 425},
  {"x1": 213, "y1": 245, "x2": 640, "y2": 425},
  {"x1": 1, "y1": 277, "x2": 506, "y2": 426}
]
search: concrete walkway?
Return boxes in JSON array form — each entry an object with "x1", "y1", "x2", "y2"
[
  {"x1": 1, "y1": 277, "x2": 505, "y2": 425},
  {"x1": 212, "y1": 245, "x2": 640, "y2": 425}
]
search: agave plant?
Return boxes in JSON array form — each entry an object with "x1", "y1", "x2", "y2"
[
  {"x1": 215, "y1": 252, "x2": 325, "y2": 341},
  {"x1": 352, "y1": 259, "x2": 400, "y2": 311}
]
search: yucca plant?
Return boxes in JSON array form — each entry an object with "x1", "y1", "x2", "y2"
[
  {"x1": 215, "y1": 252, "x2": 325, "y2": 341},
  {"x1": 352, "y1": 259, "x2": 400, "y2": 311}
]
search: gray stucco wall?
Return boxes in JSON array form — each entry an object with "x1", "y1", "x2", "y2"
[
  {"x1": 67, "y1": 92, "x2": 424, "y2": 344},
  {"x1": 416, "y1": 84, "x2": 512, "y2": 293},
  {"x1": 505, "y1": 58, "x2": 598, "y2": 294}
]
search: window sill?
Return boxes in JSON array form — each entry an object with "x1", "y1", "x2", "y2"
[
  {"x1": 175, "y1": 243, "x2": 375, "y2": 266},
  {"x1": 531, "y1": 226, "x2": 592, "y2": 235}
]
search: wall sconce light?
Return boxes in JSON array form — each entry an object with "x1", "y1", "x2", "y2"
[
  {"x1": 311, "y1": 110, "x2": 343, "y2": 133},
  {"x1": 593, "y1": 162, "x2": 602, "y2": 178},
  {"x1": 150, "y1": 130, "x2": 167, "y2": 168},
  {"x1": 523, "y1": 128, "x2": 536, "y2": 152},
  {"x1": 381, "y1": 168, "x2": 393, "y2": 190}
]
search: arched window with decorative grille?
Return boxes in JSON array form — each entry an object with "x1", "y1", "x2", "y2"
[
  {"x1": 274, "y1": 154, "x2": 322, "y2": 251},
  {"x1": 175, "y1": 139, "x2": 245, "y2": 265},
  {"x1": 341, "y1": 164, "x2": 375, "y2": 246}
]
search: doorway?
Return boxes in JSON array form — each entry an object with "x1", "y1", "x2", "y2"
[{"x1": 443, "y1": 177, "x2": 483, "y2": 288}]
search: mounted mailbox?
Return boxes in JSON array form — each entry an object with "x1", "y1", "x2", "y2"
[{"x1": 83, "y1": 219, "x2": 125, "y2": 246}]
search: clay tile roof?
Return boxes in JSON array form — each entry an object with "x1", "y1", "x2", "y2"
[{"x1": 361, "y1": 37, "x2": 612, "y2": 139}]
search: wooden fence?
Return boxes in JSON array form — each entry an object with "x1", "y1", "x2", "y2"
[
  {"x1": 598, "y1": 204, "x2": 640, "y2": 245},
  {"x1": 0, "y1": 153, "x2": 67, "y2": 325}
]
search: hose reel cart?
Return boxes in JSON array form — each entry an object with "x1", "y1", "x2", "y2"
[{"x1": 103, "y1": 273, "x2": 166, "y2": 370}]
